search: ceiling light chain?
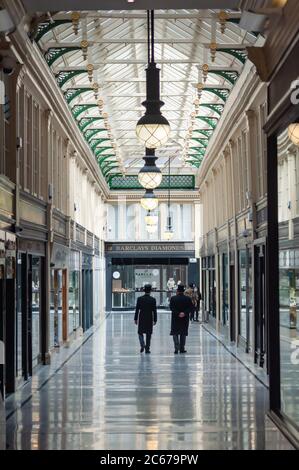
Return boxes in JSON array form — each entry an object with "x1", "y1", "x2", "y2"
[{"x1": 136, "y1": 10, "x2": 170, "y2": 149}]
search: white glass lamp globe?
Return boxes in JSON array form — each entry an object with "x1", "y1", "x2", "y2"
[
  {"x1": 140, "y1": 190, "x2": 158, "y2": 211},
  {"x1": 138, "y1": 170, "x2": 162, "y2": 189},
  {"x1": 136, "y1": 122, "x2": 170, "y2": 149},
  {"x1": 163, "y1": 230, "x2": 174, "y2": 241},
  {"x1": 145, "y1": 212, "x2": 158, "y2": 225},
  {"x1": 146, "y1": 224, "x2": 157, "y2": 234},
  {"x1": 288, "y1": 123, "x2": 299, "y2": 146}
]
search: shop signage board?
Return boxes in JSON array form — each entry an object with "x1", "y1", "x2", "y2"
[{"x1": 105, "y1": 242, "x2": 195, "y2": 254}]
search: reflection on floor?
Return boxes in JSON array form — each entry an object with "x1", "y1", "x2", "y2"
[{"x1": 4, "y1": 312, "x2": 294, "y2": 450}]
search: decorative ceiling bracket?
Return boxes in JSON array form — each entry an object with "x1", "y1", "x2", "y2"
[
  {"x1": 215, "y1": 48, "x2": 247, "y2": 64},
  {"x1": 84, "y1": 128, "x2": 106, "y2": 142},
  {"x1": 64, "y1": 87, "x2": 93, "y2": 104},
  {"x1": 196, "y1": 116, "x2": 218, "y2": 129},
  {"x1": 72, "y1": 104, "x2": 99, "y2": 119},
  {"x1": 45, "y1": 47, "x2": 81, "y2": 66},
  {"x1": 198, "y1": 103, "x2": 224, "y2": 117},
  {"x1": 33, "y1": 20, "x2": 72, "y2": 42},
  {"x1": 207, "y1": 70, "x2": 239, "y2": 85},
  {"x1": 203, "y1": 87, "x2": 230, "y2": 102},
  {"x1": 78, "y1": 117, "x2": 103, "y2": 131},
  {"x1": 55, "y1": 70, "x2": 86, "y2": 88}
]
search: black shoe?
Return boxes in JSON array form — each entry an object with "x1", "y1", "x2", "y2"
[
  {"x1": 174, "y1": 350, "x2": 178, "y2": 354},
  {"x1": 180, "y1": 349, "x2": 187, "y2": 353},
  {"x1": 145, "y1": 349, "x2": 151, "y2": 354},
  {"x1": 140, "y1": 347, "x2": 144, "y2": 353}
]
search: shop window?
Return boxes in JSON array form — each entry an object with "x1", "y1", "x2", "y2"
[
  {"x1": 278, "y1": 127, "x2": 299, "y2": 426},
  {"x1": 31, "y1": 257, "x2": 41, "y2": 366}
]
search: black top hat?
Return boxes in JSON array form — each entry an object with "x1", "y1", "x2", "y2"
[
  {"x1": 177, "y1": 284, "x2": 185, "y2": 293},
  {"x1": 144, "y1": 284, "x2": 152, "y2": 293}
]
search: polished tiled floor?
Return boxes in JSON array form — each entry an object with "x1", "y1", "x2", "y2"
[{"x1": 4, "y1": 312, "x2": 293, "y2": 450}]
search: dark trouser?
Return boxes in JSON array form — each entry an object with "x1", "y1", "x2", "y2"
[
  {"x1": 195, "y1": 306, "x2": 199, "y2": 321},
  {"x1": 139, "y1": 333, "x2": 151, "y2": 350},
  {"x1": 173, "y1": 334, "x2": 186, "y2": 351}
]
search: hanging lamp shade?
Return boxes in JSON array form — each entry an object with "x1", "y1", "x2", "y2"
[
  {"x1": 146, "y1": 224, "x2": 157, "y2": 234},
  {"x1": 145, "y1": 210, "x2": 158, "y2": 225},
  {"x1": 138, "y1": 148, "x2": 162, "y2": 189},
  {"x1": 163, "y1": 215, "x2": 173, "y2": 240},
  {"x1": 140, "y1": 189, "x2": 158, "y2": 211},
  {"x1": 288, "y1": 123, "x2": 299, "y2": 146},
  {"x1": 136, "y1": 11, "x2": 170, "y2": 149},
  {"x1": 163, "y1": 229, "x2": 174, "y2": 241}
]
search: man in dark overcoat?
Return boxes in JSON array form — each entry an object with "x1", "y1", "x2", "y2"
[
  {"x1": 170, "y1": 284, "x2": 194, "y2": 353},
  {"x1": 134, "y1": 284, "x2": 157, "y2": 353}
]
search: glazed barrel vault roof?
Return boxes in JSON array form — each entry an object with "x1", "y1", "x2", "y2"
[{"x1": 30, "y1": 7, "x2": 258, "y2": 190}]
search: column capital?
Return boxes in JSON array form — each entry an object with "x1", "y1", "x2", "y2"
[{"x1": 245, "y1": 109, "x2": 255, "y2": 122}]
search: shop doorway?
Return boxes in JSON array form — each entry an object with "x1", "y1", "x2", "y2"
[
  {"x1": 16, "y1": 254, "x2": 43, "y2": 385},
  {"x1": 82, "y1": 268, "x2": 93, "y2": 331},
  {"x1": 254, "y1": 243, "x2": 267, "y2": 371},
  {"x1": 229, "y1": 264, "x2": 236, "y2": 342},
  {"x1": 50, "y1": 269, "x2": 67, "y2": 347}
]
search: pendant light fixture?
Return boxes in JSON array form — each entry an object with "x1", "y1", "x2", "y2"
[
  {"x1": 288, "y1": 123, "x2": 299, "y2": 146},
  {"x1": 146, "y1": 223, "x2": 158, "y2": 234},
  {"x1": 136, "y1": 10, "x2": 170, "y2": 149},
  {"x1": 145, "y1": 210, "x2": 158, "y2": 226},
  {"x1": 163, "y1": 156, "x2": 174, "y2": 240},
  {"x1": 140, "y1": 189, "x2": 159, "y2": 211},
  {"x1": 138, "y1": 148, "x2": 162, "y2": 189}
]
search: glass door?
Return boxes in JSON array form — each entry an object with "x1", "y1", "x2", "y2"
[
  {"x1": 50, "y1": 269, "x2": 63, "y2": 347},
  {"x1": 254, "y1": 244, "x2": 267, "y2": 370}
]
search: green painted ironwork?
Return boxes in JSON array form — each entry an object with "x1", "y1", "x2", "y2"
[
  {"x1": 78, "y1": 117, "x2": 103, "y2": 131},
  {"x1": 185, "y1": 160, "x2": 201, "y2": 168},
  {"x1": 94, "y1": 147, "x2": 114, "y2": 157},
  {"x1": 198, "y1": 103, "x2": 224, "y2": 117},
  {"x1": 103, "y1": 164, "x2": 119, "y2": 177},
  {"x1": 34, "y1": 20, "x2": 72, "y2": 42},
  {"x1": 72, "y1": 104, "x2": 98, "y2": 119},
  {"x1": 90, "y1": 138, "x2": 110, "y2": 151},
  {"x1": 196, "y1": 116, "x2": 218, "y2": 129},
  {"x1": 64, "y1": 87, "x2": 93, "y2": 104},
  {"x1": 216, "y1": 48, "x2": 247, "y2": 64},
  {"x1": 203, "y1": 87, "x2": 230, "y2": 102},
  {"x1": 208, "y1": 70, "x2": 239, "y2": 85},
  {"x1": 109, "y1": 174, "x2": 195, "y2": 190},
  {"x1": 190, "y1": 142, "x2": 208, "y2": 149},
  {"x1": 55, "y1": 70, "x2": 86, "y2": 88},
  {"x1": 84, "y1": 128, "x2": 106, "y2": 142},
  {"x1": 45, "y1": 47, "x2": 81, "y2": 66},
  {"x1": 193, "y1": 129, "x2": 213, "y2": 139}
]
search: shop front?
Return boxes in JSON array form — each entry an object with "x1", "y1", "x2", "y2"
[
  {"x1": 201, "y1": 256, "x2": 216, "y2": 323},
  {"x1": 50, "y1": 243, "x2": 69, "y2": 348},
  {"x1": 105, "y1": 242, "x2": 198, "y2": 311},
  {"x1": 16, "y1": 238, "x2": 46, "y2": 386},
  {"x1": 0, "y1": 231, "x2": 16, "y2": 396},
  {"x1": 82, "y1": 252, "x2": 93, "y2": 330},
  {"x1": 259, "y1": 4, "x2": 299, "y2": 447}
]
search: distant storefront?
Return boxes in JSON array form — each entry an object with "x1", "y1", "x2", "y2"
[{"x1": 105, "y1": 242, "x2": 199, "y2": 310}]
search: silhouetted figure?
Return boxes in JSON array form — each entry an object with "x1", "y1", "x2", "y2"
[
  {"x1": 170, "y1": 284, "x2": 193, "y2": 354},
  {"x1": 134, "y1": 284, "x2": 157, "y2": 354}
]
